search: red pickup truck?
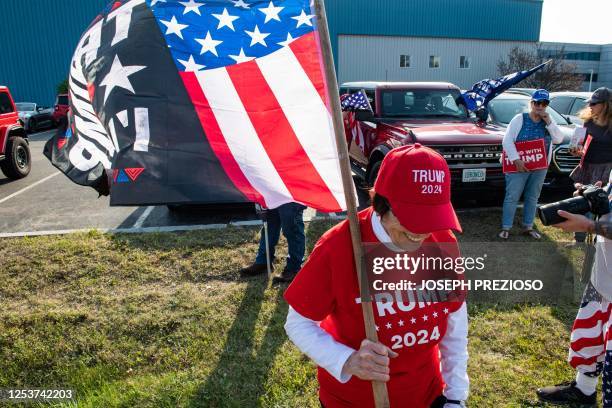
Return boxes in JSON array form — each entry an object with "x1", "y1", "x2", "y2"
[
  {"x1": 52, "y1": 93, "x2": 70, "y2": 127},
  {"x1": 0, "y1": 86, "x2": 30, "y2": 179},
  {"x1": 340, "y1": 82, "x2": 506, "y2": 195}
]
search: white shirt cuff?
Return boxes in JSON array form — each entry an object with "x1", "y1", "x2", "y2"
[
  {"x1": 284, "y1": 306, "x2": 356, "y2": 383},
  {"x1": 440, "y1": 303, "x2": 470, "y2": 401}
]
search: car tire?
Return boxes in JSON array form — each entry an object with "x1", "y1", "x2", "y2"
[
  {"x1": 0, "y1": 136, "x2": 31, "y2": 179},
  {"x1": 367, "y1": 160, "x2": 382, "y2": 187},
  {"x1": 28, "y1": 119, "x2": 37, "y2": 134}
]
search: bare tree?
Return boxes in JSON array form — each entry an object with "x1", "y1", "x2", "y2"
[{"x1": 497, "y1": 46, "x2": 583, "y2": 91}]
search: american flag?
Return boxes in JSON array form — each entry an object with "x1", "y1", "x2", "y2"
[
  {"x1": 149, "y1": 0, "x2": 347, "y2": 211},
  {"x1": 568, "y1": 282, "x2": 612, "y2": 406},
  {"x1": 340, "y1": 90, "x2": 371, "y2": 153},
  {"x1": 341, "y1": 89, "x2": 372, "y2": 112}
]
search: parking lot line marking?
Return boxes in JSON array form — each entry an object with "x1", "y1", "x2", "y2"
[
  {"x1": 230, "y1": 220, "x2": 263, "y2": 227},
  {"x1": 0, "y1": 223, "x2": 230, "y2": 238},
  {"x1": 0, "y1": 171, "x2": 61, "y2": 204},
  {"x1": 0, "y1": 208, "x2": 510, "y2": 239},
  {"x1": 133, "y1": 206, "x2": 155, "y2": 228},
  {"x1": 0, "y1": 215, "x2": 346, "y2": 238}
]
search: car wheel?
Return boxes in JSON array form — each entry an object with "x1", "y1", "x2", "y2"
[
  {"x1": 28, "y1": 118, "x2": 37, "y2": 133},
  {"x1": 367, "y1": 160, "x2": 382, "y2": 187},
  {"x1": 0, "y1": 136, "x2": 31, "y2": 179}
]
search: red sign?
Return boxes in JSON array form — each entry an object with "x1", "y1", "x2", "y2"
[
  {"x1": 580, "y1": 134, "x2": 593, "y2": 167},
  {"x1": 502, "y1": 139, "x2": 548, "y2": 173}
]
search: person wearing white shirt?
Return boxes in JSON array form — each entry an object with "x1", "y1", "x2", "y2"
[
  {"x1": 499, "y1": 89, "x2": 565, "y2": 240},
  {"x1": 537, "y1": 172, "x2": 612, "y2": 406},
  {"x1": 283, "y1": 145, "x2": 469, "y2": 408},
  {"x1": 284, "y1": 209, "x2": 469, "y2": 407}
]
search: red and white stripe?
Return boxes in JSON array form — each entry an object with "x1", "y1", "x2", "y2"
[
  {"x1": 569, "y1": 301, "x2": 612, "y2": 371},
  {"x1": 344, "y1": 112, "x2": 365, "y2": 152},
  {"x1": 180, "y1": 32, "x2": 346, "y2": 212}
]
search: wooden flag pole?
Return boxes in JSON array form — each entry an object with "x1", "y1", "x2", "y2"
[{"x1": 313, "y1": 0, "x2": 390, "y2": 406}]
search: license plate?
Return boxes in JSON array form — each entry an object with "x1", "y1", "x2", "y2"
[{"x1": 462, "y1": 168, "x2": 486, "y2": 182}]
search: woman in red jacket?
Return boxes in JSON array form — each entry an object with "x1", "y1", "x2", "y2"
[{"x1": 284, "y1": 144, "x2": 469, "y2": 408}]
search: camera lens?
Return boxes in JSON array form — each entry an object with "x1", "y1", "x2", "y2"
[{"x1": 537, "y1": 196, "x2": 592, "y2": 226}]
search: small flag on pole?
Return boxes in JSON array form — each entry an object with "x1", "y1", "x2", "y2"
[{"x1": 461, "y1": 61, "x2": 550, "y2": 112}]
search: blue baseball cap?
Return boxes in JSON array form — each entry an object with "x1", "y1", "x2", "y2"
[{"x1": 532, "y1": 89, "x2": 550, "y2": 102}]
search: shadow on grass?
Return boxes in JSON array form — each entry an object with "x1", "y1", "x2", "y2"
[
  {"x1": 189, "y1": 278, "x2": 288, "y2": 407},
  {"x1": 446, "y1": 207, "x2": 586, "y2": 334}
]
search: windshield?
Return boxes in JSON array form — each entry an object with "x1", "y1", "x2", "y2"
[
  {"x1": 380, "y1": 89, "x2": 468, "y2": 119},
  {"x1": 16, "y1": 103, "x2": 35, "y2": 112},
  {"x1": 488, "y1": 98, "x2": 568, "y2": 126},
  {"x1": 57, "y1": 95, "x2": 69, "y2": 105}
]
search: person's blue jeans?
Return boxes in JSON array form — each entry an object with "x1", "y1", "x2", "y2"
[
  {"x1": 255, "y1": 203, "x2": 306, "y2": 271},
  {"x1": 502, "y1": 169, "x2": 548, "y2": 230}
]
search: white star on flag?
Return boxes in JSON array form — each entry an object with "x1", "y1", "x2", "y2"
[
  {"x1": 232, "y1": 0, "x2": 250, "y2": 9},
  {"x1": 443, "y1": 308, "x2": 449, "y2": 314},
  {"x1": 160, "y1": 16, "x2": 189, "y2": 40},
  {"x1": 229, "y1": 48, "x2": 255, "y2": 63},
  {"x1": 179, "y1": 0, "x2": 203, "y2": 15},
  {"x1": 375, "y1": 325, "x2": 379, "y2": 332},
  {"x1": 411, "y1": 317, "x2": 417, "y2": 324},
  {"x1": 398, "y1": 320, "x2": 404, "y2": 327},
  {"x1": 99, "y1": 55, "x2": 146, "y2": 103},
  {"x1": 212, "y1": 8, "x2": 239, "y2": 31},
  {"x1": 178, "y1": 55, "x2": 205, "y2": 72},
  {"x1": 385, "y1": 322, "x2": 392, "y2": 329},
  {"x1": 259, "y1": 1, "x2": 284, "y2": 23},
  {"x1": 433, "y1": 312, "x2": 438, "y2": 318},
  {"x1": 278, "y1": 33, "x2": 296, "y2": 47},
  {"x1": 292, "y1": 9, "x2": 314, "y2": 27},
  {"x1": 150, "y1": 0, "x2": 166, "y2": 6},
  {"x1": 245, "y1": 25, "x2": 270, "y2": 47},
  {"x1": 422, "y1": 315, "x2": 428, "y2": 321},
  {"x1": 195, "y1": 31, "x2": 222, "y2": 56}
]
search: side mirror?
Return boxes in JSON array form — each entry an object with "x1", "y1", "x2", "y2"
[
  {"x1": 355, "y1": 110, "x2": 374, "y2": 121},
  {"x1": 564, "y1": 115, "x2": 572, "y2": 125}
]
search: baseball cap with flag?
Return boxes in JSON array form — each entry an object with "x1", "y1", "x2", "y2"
[{"x1": 374, "y1": 144, "x2": 462, "y2": 234}]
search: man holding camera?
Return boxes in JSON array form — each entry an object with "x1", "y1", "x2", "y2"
[{"x1": 537, "y1": 173, "x2": 612, "y2": 407}]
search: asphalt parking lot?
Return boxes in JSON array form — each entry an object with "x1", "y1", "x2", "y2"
[
  {"x1": 0, "y1": 130, "x2": 572, "y2": 238},
  {"x1": 0, "y1": 130, "x2": 348, "y2": 237}
]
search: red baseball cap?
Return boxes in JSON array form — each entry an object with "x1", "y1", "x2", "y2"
[{"x1": 373, "y1": 144, "x2": 462, "y2": 234}]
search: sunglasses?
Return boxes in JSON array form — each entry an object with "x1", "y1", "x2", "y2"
[
  {"x1": 589, "y1": 101, "x2": 602, "y2": 107},
  {"x1": 532, "y1": 100, "x2": 549, "y2": 107}
]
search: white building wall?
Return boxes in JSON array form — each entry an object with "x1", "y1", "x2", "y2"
[
  {"x1": 338, "y1": 36, "x2": 612, "y2": 92},
  {"x1": 598, "y1": 45, "x2": 612, "y2": 90},
  {"x1": 539, "y1": 42, "x2": 611, "y2": 91},
  {"x1": 338, "y1": 35, "x2": 536, "y2": 89}
]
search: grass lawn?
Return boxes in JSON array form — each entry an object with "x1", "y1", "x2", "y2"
[{"x1": 0, "y1": 209, "x2": 592, "y2": 407}]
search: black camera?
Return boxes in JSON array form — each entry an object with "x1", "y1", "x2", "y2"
[{"x1": 537, "y1": 184, "x2": 611, "y2": 226}]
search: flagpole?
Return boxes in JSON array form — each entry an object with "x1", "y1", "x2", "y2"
[
  {"x1": 312, "y1": 1, "x2": 390, "y2": 407},
  {"x1": 263, "y1": 220, "x2": 272, "y2": 279}
]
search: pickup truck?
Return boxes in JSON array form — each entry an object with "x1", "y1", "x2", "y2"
[
  {"x1": 0, "y1": 86, "x2": 30, "y2": 179},
  {"x1": 340, "y1": 82, "x2": 506, "y2": 195}
]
